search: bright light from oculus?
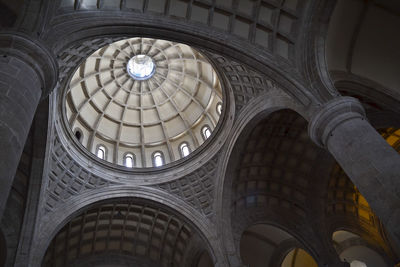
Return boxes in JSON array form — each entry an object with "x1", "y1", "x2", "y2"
[{"x1": 127, "y1": 55, "x2": 156, "y2": 80}]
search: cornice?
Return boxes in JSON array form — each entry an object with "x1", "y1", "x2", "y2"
[{"x1": 0, "y1": 32, "x2": 58, "y2": 98}]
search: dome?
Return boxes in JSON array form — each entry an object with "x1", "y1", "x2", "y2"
[{"x1": 65, "y1": 37, "x2": 223, "y2": 168}]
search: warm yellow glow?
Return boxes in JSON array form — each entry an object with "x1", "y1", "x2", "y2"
[
  {"x1": 281, "y1": 248, "x2": 318, "y2": 267},
  {"x1": 382, "y1": 128, "x2": 400, "y2": 149}
]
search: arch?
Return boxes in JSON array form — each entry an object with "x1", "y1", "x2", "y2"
[
  {"x1": 331, "y1": 230, "x2": 390, "y2": 267},
  {"x1": 323, "y1": 128, "x2": 400, "y2": 263},
  {"x1": 43, "y1": 198, "x2": 201, "y2": 267},
  {"x1": 211, "y1": 91, "x2": 312, "y2": 266},
  {"x1": 74, "y1": 127, "x2": 83, "y2": 142},
  {"x1": 228, "y1": 109, "x2": 324, "y2": 252},
  {"x1": 152, "y1": 151, "x2": 165, "y2": 167},
  {"x1": 31, "y1": 186, "x2": 227, "y2": 267},
  {"x1": 179, "y1": 142, "x2": 191, "y2": 158},
  {"x1": 216, "y1": 102, "x2": 222, "y2": 115},
  {"x1": 332, "y1": 74, "x2": 400, "y2": 129},
  {"x1": 123, "y1": 152, "x2": 135, "y2": 168},
  {"x1": 239, "y1": 224, "x2": 318, "y2": 267},
  {"x1": 96, "y1": 144, "x2": 107, "y2": 160},
  {"x1": 201, "y1": 125, "x2": 212, "y2": 141},
  {"x1": 47, "y1": 8, "x2": 315, "y2": 110}
]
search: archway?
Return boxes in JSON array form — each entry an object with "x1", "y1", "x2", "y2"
[
  {"x1": 42, "y1": 197, "x2": 214, "y2": 267},
  {"x1": 220, "y1": 108, "x2": 330, "y2": 266},
  {"x1": 240, "y1": 224, "x2": 317, "y2": 267},
  {"x1": 332, "y1": 230, "x2": 388, "y2": 267},
  {"x1": 325, "y1": 127, "x2": 400, "y2": 265}
]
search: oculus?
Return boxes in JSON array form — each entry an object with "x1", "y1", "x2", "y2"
[{"x1": 126, "y1": 54, "x2": 156, "y2": 80}]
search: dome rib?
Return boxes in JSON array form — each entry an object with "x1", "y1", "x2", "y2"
[{"x1": 66, "y1": 37, "x2": 223, "y2": 168}]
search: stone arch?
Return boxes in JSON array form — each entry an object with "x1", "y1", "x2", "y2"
[
  {"x1": 226, "y1": 109, "x2": 325, "y2": 265},
  {"x1": 32, "y1": 186, "x2": 226, "y2": 267},
  {"x1": 47, "y1": 19, "x2": 316, "y2": 112},
  {"x1": 33, "y1": 186, "x2": 224, "y2": 266},
  {"x1": 324, "y1": 163, "x2": 400, "y2": 264},
  {"x1": 321, "y1": 125, "x2": 400, "y2": 263},
  {"x1": 331, "y1": 229, "x2": 392, "y2": 266},
  {"x1": 239, "y1": 223, "x2": 318, "y2": 267},
  {"x1": 46, "y1": 0, "x2": 309, "y2": 83},
  {"x1": 332, "y1": 75, "x2": 400, "y2": 129},
  {"x1": 213, "y1": 91, "x2": 313, "y2": 266}
]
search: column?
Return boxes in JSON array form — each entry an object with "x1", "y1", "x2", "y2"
[
  {"x1": 0, "y1": 33, "x2": 58, "y2": 219},
  {"x1": 308, "y1": 96, "x2": 400, "y2": 253}
]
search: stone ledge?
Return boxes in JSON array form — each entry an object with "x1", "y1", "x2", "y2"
[{"x1": 308, "y1": 96, "x2": 366, "y2": 147}]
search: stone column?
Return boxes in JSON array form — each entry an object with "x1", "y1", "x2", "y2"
[
  {"x1": 0, "y1": 33, "x2": 58, "y2": 219},
  {"x1": 309, "y1": 96, "x2": 400, "y2": 253}
]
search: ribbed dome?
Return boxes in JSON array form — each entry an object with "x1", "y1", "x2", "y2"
[{"x1": 65, "y1": 37, "x2": 223, "y2": 168}]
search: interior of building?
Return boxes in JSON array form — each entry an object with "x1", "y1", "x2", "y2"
[{"x1": 0, "y1": 0, "x2": 399, "y2": 266}]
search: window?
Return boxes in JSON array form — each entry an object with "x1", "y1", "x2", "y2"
[
  {"x1": 124, "y1": 153, "x2": 135, "y2": 168},
  {"x1": 152, "y1": 151, "x2": 164, "y2": 167},
  {"x1": 179, "y1": 142, "x2": 190, "y2": 157},
  {"x1": 216, "y1": 102, "x2": 222, "y2": 115},
  {"x1": 97, "y1": 145, "x2": 106, "y2": 160},
  {"x1": 74, "y1": 128, "x2": 83, "y2": 142},
  {"x1": 201, "y1": 126, "x2": 212, "y2": 140}
]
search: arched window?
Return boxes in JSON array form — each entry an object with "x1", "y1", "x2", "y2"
[
  {"x1": 152, "y1": 151, "x2": 164, "y2": 167},
  {"x1": 74, "y1": 128, "x2": 83, "y2": 142},
  {"x1": 97, "y1": 145, "x2": 106, "y2": 160},
  {"x1": 201, "y1": 125, "x2": 212, "y2": 140},
  {"x1": 216, "y1": 102, "x2": 222, "y2": 115},
  {"x1": 179, "y1": 142, "x2": 190, "y2": 157},
  {"x1": 124, "y1": 153, "x2": 135, "y2": 168}
]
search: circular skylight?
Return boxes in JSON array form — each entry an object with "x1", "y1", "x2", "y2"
[
  {"x1": 126, "y1": 55, "x2": 156, "y2": 80},
  {"x1": 65, "y1": 37, "x2": 223, "y2": 168}
]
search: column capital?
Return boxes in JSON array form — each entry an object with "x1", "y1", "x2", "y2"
[
  {"x1": 308, "y1": 96, "x2": 366, "y2": 147},
  {"x1": 0, "y1": 32, "x2": 58, "y2": 98}
]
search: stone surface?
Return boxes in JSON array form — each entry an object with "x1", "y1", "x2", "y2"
[
  {"x1": 1, "y1": 1, "x2": 400, "y2": 267},
  {"x1": 309, "y1": 96, "x2": 400, "y2": 254}
]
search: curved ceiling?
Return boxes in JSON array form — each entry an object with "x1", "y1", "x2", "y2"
[
  {"x1": 226, "y1": 109, "x2": 400, "y2": 265},
  {"x1": 240, "y1": 224, "x2": 318, "y2": 267},
  {"x1": 230, "y1": 110, "x2": 324, "y2": 221},
  {"x1": 43, "y1": 199, "x2": 212, "y2": 267},
  {"x1": 326, "y1": 0, "x2": 400, "y2": 100},
  {"x1": 332, "y1": 230, "x2": 389, "y2": 267},
  {"x1": 65, "y1": 37, "x2": 223, "y2": 168}
]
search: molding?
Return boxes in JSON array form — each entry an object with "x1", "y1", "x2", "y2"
[
  {"x1": 0, "y1": 32, "x2": 58, "y2": 98},
  {"x1": 43, "y1": 12, "x2": 316, "y2": 106},
  {"x1": 31, "y1": 186, "x2": 227, "y2": 267},
  {"x1": 298, "y1": 0, "x2": 340, "y2": 102},
  {"x1": 308, "y1": 96, "x2": 366, "y2": 147},
  {"x1": 214, "y1": 90, "x2": 308, "y2": 266},
  {"x1": 330, "y1": 71, "x2": 400, "y2": 111}
]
